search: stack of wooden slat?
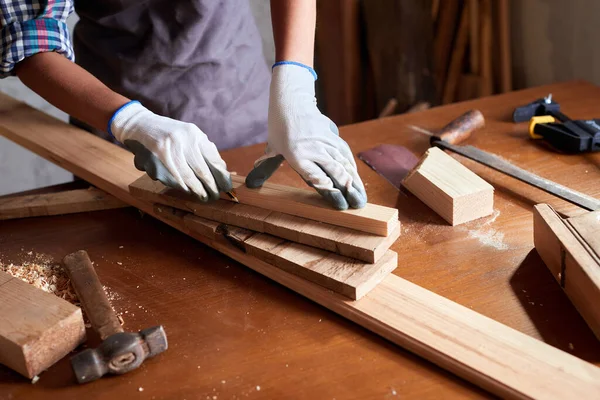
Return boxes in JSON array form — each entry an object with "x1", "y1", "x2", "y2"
[
  {"x1": 129, "y1": 175, "x2": 401, "y2": 300},
  {"x1": 434, "y1": 0, "x2": 512, "y2": 104}
]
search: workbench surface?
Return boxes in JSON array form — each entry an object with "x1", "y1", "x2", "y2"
[{"x1": 1, "y1": 81, "x2": 599, "y2": 399}]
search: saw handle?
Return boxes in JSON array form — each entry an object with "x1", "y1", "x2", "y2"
[
  {"x1": 433, "y1": 109, "x2": 485, "y2": 145},
  {"x1": 63, "y1": 250, "x2": 123, "y2": 340}
]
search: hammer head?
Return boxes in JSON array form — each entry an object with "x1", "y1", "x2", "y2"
[
  {"x1": 71, "y1": 325, "x2": 168, "y2": 384},
  {"x1": 513, "y1": 94, "x2": 561, "y2": 122}
]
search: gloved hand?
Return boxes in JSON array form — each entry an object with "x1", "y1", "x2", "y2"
[
  {"x1": 246, "y1": 62, "x2": 367, "y2": 210},
  {"x1": 109, "y1": 101, "x2": 232, "y2": 201}
]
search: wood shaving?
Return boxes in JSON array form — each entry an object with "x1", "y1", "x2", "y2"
[
  {"x1": 0, "y1": 254, "x2": 79, "y2": 305},
  {"x1": 2, "y1": 252, "x2": 127, "y2": 325}
]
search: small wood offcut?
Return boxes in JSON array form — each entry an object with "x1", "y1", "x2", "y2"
[{"x1": 403, "y1": 147, "x2": 494, "y2": 225}]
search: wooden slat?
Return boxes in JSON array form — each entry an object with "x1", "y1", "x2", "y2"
[
  {"x1": 2, "y1": 93, "x2": 600, "y2": 399},
  {"x1": 223, "y1": 175, "x2": 397, "y2": 236},
  {"x1": 363, "y1": 0, "x2": 436, "y2": 113},
  {"x1": 442, "y1": 1, "x2": 471, "y2": 104},
  {"x1": 0, "y1": 271, "x2": 85, "y2": 378},
  {"x1": 533, "y1": 204, "x2": 600, "y2": 340},
  {"x1": 479, "y1": 0, "x2": 493, "y2": 96},
  {"x1": 155, "y1": 206, "x2": 398, "y2": 300},
  {"x1": 496, "y1": 0, "x2": 512, "y2": 93},
  {"x1": 433, "y1": 0, "x2": 461, "y2": 98},
  {"x1": 132, "y1": 175, "x2": 399, "y2": 263},
  {"x1": 403, "y1": 147, "x2": 494, "y2": 225},
  {"x1": 0, "y1": 187, "x2": 127, "y2": 220}
]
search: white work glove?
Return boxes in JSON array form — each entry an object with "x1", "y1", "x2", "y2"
[
  {"x1": 246, "y1": 62, "x2": 367, "y2": 210},
  {"x1": 109, "y1": 101, "x2": 232, "y2": 201}
]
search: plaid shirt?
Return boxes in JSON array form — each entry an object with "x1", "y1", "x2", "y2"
[{"x1": 0, "y1": 0, "x2": 74, "y2": 78}]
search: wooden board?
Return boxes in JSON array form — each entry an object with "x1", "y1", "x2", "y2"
[
  {"x1": 568, "y1": 211, "x2": 600, "y2": 258},
  {"x1": 155, "y1": 205, "x2": 398, "y2": 300},
  {"x1": 2, "y1": 92, "x2": 600, "y2": 398},
  {"x1": 132, "y1": 175, "x2": 400, "y2": 263},
  {"x1": 403, "y1": 147, "x2": 494, "y2": 225},
  {"x1": 222, "y1": 175, "x2": 398, "y2": 237},
  {"x1": 442, "y1": 1, "x2": 470, "y2": 104},
  {"x1": 533, "y1": 204, "x2": 600, "y2": 340},
  {"x1": 0, "y1": 187, "x2": 127, "y2": 220},
  {"x1": 0, "y1": 271, "x2": 85, "y2": 378}
]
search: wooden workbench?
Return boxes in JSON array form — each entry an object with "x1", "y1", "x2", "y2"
[{"x1": 0, "y1": 81, "x2": 599, "y2": 399}]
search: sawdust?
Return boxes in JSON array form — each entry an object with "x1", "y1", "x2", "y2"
[
  {"x1": 458, "y1": 210, "x2": 510, "y2": 251},
  {"x1": 467, "y1": 228, "x2": 509, "y2": 251},
  {"x1": 0, "y1": 251, "x2": 125, "y2": 324},
  {"x1": 0, "y1": 252, "x2": 79, "y2": 305}
]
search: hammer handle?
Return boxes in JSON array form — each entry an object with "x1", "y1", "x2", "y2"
[
  {"x1": 63, "y1": 250, "x2": 123, "y2": 340},
  {"x1": 435, "y1": 109, "x2": 485, "y2": 145}
]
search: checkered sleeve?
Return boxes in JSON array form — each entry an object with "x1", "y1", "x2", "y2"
[{"x1": 0, "y1": 0, "x2": 74, "y2": 78}]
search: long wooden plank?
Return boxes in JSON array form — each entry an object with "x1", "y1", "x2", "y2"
[
  {"x1": 0, "y1": 187, "x2": 127, "y2": 220},
  {"x1": 155, "y1": 206, "x2": 398, "y2": 300},
  {"x1": 2, "y1": 93, "x2": 600, "y2": 398},
  {"x1": 223, "y1": 175, "x2": 397, "y2": 236},
  {"x1": 132, "y1": 175, "x2": 400, "y2": 263},
  {"x1": 0, "y1": 271, "x2": 86, "y2": 378},
  {"x1": 533, "y1": 204, "x2": 600, "y2": 340}
]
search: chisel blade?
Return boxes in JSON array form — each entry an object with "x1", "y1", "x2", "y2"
[{"x1": 433, "y1": 141, "x2": 600, "y2": 211}]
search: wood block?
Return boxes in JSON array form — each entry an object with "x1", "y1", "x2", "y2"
[
  {"x1": 154, "y1": 206, "x2": 397, "y2": 300},
  {"x1": 133, "y1": 175, "x2": 399, "y2": 263},
  {"x1": 0, "y1": 187, "x2": 127, "y2": 220},
  {"x1": 402, "y1": 147, "x2": 494, "y2": 225},
  {"x1": 0, "y1": 271, "x2": 86, "y2": 378},
  {"x1": 533, "y1": 204, "x2": 600, "y2": 340}
]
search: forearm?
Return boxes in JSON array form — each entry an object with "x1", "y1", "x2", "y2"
[
  {"x1": 15, "y1": 52, "x2": 129, "y2": 132},
  {"x1": 270, "y1": 0, "x2": 316, "y2": 67}
]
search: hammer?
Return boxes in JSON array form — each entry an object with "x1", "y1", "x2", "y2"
[{"x1": 63, "y1": 250, "x2": 168, "y2": 384}]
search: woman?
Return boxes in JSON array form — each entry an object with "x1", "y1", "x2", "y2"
[{"x1": 1, "y1": 0, "x2": 366, "y2": 210}]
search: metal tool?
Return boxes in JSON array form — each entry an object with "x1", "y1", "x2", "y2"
[
  {"x1": 63, "y1": 250, "x2": 168, "y2": 384},
  {"x1": 225, "y1": 189, "x2": 239, "y2": 203},
  {"x1": 432, "y1": 141, "x2": 600, "y2": 211},
  {"x1": 514, "y1": 94, "x2": 600, "y2": 153}
]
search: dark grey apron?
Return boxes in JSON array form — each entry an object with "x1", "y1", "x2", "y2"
[{"x1": 72, "y1": 0, "x2": 269, "y2": 150}]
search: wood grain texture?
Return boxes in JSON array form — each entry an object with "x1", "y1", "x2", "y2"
[
  {"x1": 315, "y1": 0, "x2": 364, "y2": 124},
  {"x1": 0, "y1": 271, "x2": 85, "y2": 378},
  {"x1": 534, "y1": 204, "x2": 600, "y2": 340},
  {"x1": 468, "y1": 0, "x2": 480, "y2": 74},
  {"x1": 0, "y1": 187, "x2": 127, "y2": 220},
  {"x1": 403, "y1": 147, "x2": 494, "y2": 225},
  {"x1": 443, "y1": 2, "x2": 470, "y2": 104},
  {"x1": 433, "y1": 0, "x2": 461, "y2": 99},
  {"x1": 479, "y1": 0, "x2": 493, "y2": 96},
  {"x1": 496, "y1": 0, "x2": 512, "y2": 93},
  {"x1": 363, "y1": 0, "x2": 436, "y2": 113},
  {"x1": 568, "y1": 211, "x2": 600, "y2": 258},
  {"x1": 156, "y1": 206, "x2": 398, "y2": 300},
  {"x1": 225, "y1": 175, "x2": 398, "y2": 236},
  {"x1": 2, "y1": 83, "x2": 600, "y2": 398},
  {"x1": 132, "y1": 175, "x2": 399, "y2": 263}
]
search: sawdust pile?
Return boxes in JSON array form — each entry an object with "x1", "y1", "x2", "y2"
[{"x1": 0, "y1": 252, "x2": 79, "y2": 305}]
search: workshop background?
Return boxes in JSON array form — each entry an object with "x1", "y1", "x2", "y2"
[{"x1": 0, "y1": 0, "x2": 598, "y2": 196}]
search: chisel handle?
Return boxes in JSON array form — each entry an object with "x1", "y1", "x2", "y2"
[
  {"x1": 433, "y1": 109, "x2": 485, "y2": 145},
  {"x1": 63, "y1": 250, "x2": 123, "y2": 340}
]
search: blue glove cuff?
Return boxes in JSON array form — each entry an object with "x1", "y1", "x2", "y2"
[
  {"x1": 107, "y1": 100, "x2": 141, "y2": 139},
  {"x1": 272, "y1": 61, "x2": 318, "y2": 80}
]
